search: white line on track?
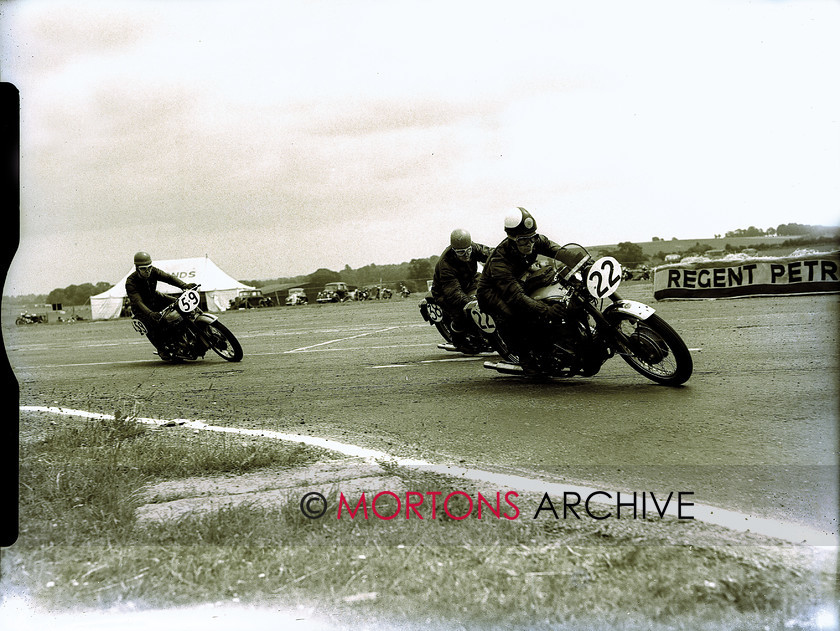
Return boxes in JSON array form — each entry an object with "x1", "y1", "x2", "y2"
[
  {"x1": 371, "y1": 355, "x2": 495, "y2": 368},
  {"x1": 420, "y1": 356, "x2": 490, "y2": 363},
  {"x1": 242, "y1": 323, "x2": 429, "y2": 338},
  {"x1": 249, "y1": 344, "x2": 435, "y2": 358},
  {"x1": 285, "y1": 326, "x2": 404, "y2": 353},
  {"x1": 41, "y1": 359, "x2": 164, "y2": 368},
  {"x1": 370, "y1": 357, "x2": 489, "y2": 368},
  {"x1": 20, "y1": 405, "x2": 837, "y2": 547},
  {"x1": 26, "y1": 326, "x2": 428, "y2": 367}
]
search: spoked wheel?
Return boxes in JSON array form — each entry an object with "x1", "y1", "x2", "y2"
[
  {"x1": 205, "y1": 322, "x2": 243, "y2": 362},
  {"x1": 611, "y1": 313, "x2": 692, "y2": 386}
]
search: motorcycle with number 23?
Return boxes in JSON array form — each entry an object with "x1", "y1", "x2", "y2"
[
  {"x1": 132, "y1": 285, "x2": 244, "y2": 362},
  {"x1": 478, "y1": 244, "x2": 693, "y2": 386}
]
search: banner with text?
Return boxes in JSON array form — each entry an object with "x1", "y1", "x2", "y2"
[{"x1": 653, "y1": 251, "x2": 840, "y2": 300}]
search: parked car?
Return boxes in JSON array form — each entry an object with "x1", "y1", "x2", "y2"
[
  {"x1": 316, "y1": 282, "x2": 350, "y2": 303},
  {"x1": 285, "y1": 287, "x2": 309, "y2": 306},
  {"x1": 229, "y1": 289, "x2": 271, "y2": 309}
]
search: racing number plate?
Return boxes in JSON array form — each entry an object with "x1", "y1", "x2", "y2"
[
  {"x1": 587, "y1": 256, "x2": 622, "y2": 299},
  {"x1": 467, "y1": 301, "x2": 496, "y2": 334},
  {"x1": 131, "y1": 318, "x2": 148, "y2": 335},
  {"x1": 427, "y1": 302, "x2": 444, "y2": 323},
  {"x1": 177, "y1": 288, "x2": 201, "y2": 313}
]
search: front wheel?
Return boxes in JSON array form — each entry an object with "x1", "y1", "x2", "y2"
[
  {"x1": 486, "y1": 329, "x2": 518, "y2": 364},
  {"x1": 204, "y1": 321, "x2": 243, "y2": 362},
  {"x1": 434, "y1": 321, "x2": 454, "y2": 344},
  {"x1": 610, "y1": 313, "x2": 692, "y2": 386}
]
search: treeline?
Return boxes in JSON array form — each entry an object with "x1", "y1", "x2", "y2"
[
  {"x1": 15, "y1": 282, "x2": 114, "y2": 307},
  {"x1": 649, "y1": 235, "x2": 839, "y2": 264},
  {"x1": 724, "y1": 223, "x2": 837, "y2": 238},
  {"x1": 245, "y1": 256, "x2": 441, "y2": 293},
  {"x1": 648, "y1": 223, "x2": 837, "y2": 240}
]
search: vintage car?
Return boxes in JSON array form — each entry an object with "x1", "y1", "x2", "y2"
[
  {"x1": 285, "y1": 287, "x2": 308, "y2": 306},
  {"x1": 316, "y1": 282, "x2": 350, "y2": 303},
  {"x1": 229, "y1": 289, "x2": 271, "y2": 309}
]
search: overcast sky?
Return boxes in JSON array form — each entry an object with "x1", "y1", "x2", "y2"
[{"x1": 2, "y1": 0, "x2": 838, "y2": 296}]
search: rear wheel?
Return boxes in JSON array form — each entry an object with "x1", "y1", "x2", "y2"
[
  {"x1": 205, "y1": 321, "x2": 243, "y2": 362},
  {"x1": 610, "y1": 313, "x2": 692, "y2": 386}
]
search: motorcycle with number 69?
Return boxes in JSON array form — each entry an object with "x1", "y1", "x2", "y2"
[
  {"x1": 132, "y1": 286, "x2": 243, "y2": 362},
  {"x1": 481, "y1": 244, "x2": 693, "y2": 386}
]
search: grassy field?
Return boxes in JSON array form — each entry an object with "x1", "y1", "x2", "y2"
[{"x1": 3, "y1": 408, "x2": 834, "y2": 631}]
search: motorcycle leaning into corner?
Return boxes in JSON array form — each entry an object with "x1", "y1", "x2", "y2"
[
  {"x1": 481, "y1": 244, "x2": 693, "y2": 386},
  {"x1": 132, "y1": 285, "x2": 243, "y2": 362},
  {"x1": 419, "y1": 293, "x2": 497, "y2": 355}
]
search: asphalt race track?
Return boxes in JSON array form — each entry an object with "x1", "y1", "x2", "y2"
[{"x1": 4, "y1": 285, "x2": 838, "y2": 540}]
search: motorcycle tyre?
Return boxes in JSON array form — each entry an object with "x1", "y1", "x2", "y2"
[
  {"x1": 435, "y1": 321, "x2": 454, "y2": 344},
  {"x1": 487, "y1": 331, "x2": 518, "y2": 365},
  {"x1": 612, "y1": 313, "x2": 692, "y2": 386},
  {"x1": 435, "y1": 316, "x2": 494, "y2": 355},
  {"x1": 205, "y1": 321, "x2": 244, "y2": 362}
]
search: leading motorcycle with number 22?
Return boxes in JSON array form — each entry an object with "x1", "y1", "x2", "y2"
[
  {"x1": 480, "y1": 244, "x2": 693, "y2": 385},
  {"x1": 132, "y1": 285, "x2": 244, "y2": 362}
]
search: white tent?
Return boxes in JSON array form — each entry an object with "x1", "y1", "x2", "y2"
[{"x1": 90, "y1": 257, "x2": 254, "y2": 320}]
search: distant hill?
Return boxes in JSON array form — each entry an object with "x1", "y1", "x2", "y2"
[{"x1": 591, "y1": 234, "x2": 839, "y2": 263}]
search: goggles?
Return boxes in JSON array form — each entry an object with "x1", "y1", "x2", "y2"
[
  {"x1": 453, "y1": 246, "x2": 472, "y2": 256},
  {"x1": 136, "y1": 264, "x2": 153, "y2": 271},
  {"x1": 513, "y1": 234, "x2": 538, "y2": 246}
]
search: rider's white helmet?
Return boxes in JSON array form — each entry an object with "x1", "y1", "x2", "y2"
[{"x1": 504, "y1": 207, "x2": 537, "y2": 238}]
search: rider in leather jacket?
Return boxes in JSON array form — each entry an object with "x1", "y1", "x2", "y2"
[
  {"x1": 432, "y1": 229, "x2": 492, "y2": 339},
  {"x1": 126, "y1": 251, "x2": 196, "y2": 358},
  {"x1": 477, "y1": 207, "x2": 575, "y2": 372}
]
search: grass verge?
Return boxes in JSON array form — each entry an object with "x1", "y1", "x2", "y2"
[{"x1": 3, "y1": 410, "x2": 836, "y2": 631}]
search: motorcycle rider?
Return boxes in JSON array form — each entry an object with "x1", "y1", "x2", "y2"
[
  {"x1": 126, "y1": 251, "x2": 197, "y2": 360},
  {"x1": 431, "y1": 229, "x2": 492, "y2": 345},
  {"x1": 477, "y1": 207, "x2": 576, "y2": 374}
]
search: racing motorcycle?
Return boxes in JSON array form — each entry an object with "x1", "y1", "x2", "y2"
[
  {"x1": 419, "y1": 293, "x2": 497, "y2": 355},
  {"x1": 480, "y1": 244, "x2": 693, "y2": 386},
  {"x1": 132, "y1": 286, "x2": 243, "y2": 362}
]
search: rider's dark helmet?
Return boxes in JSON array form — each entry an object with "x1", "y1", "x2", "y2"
[
  {"x1": 504, "y1": 207, "x2": 537, "y2": 238},
  {"x1": 133, "y1": 251, "x2": 152, "y2": 267},
  {"x1": 450, "y1": 229, "x2": 472, "y2": 250}
]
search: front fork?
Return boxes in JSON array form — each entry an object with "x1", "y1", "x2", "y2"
[
  {"x1": 588, "y1": 292, "x2": 658, "y2": 357},
  {"x1": 189, "y1": 313, "x2": 219, "y2": 349},
  {"x1": 581, "y1": 293, "x2": 634, "y2": 356}
]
